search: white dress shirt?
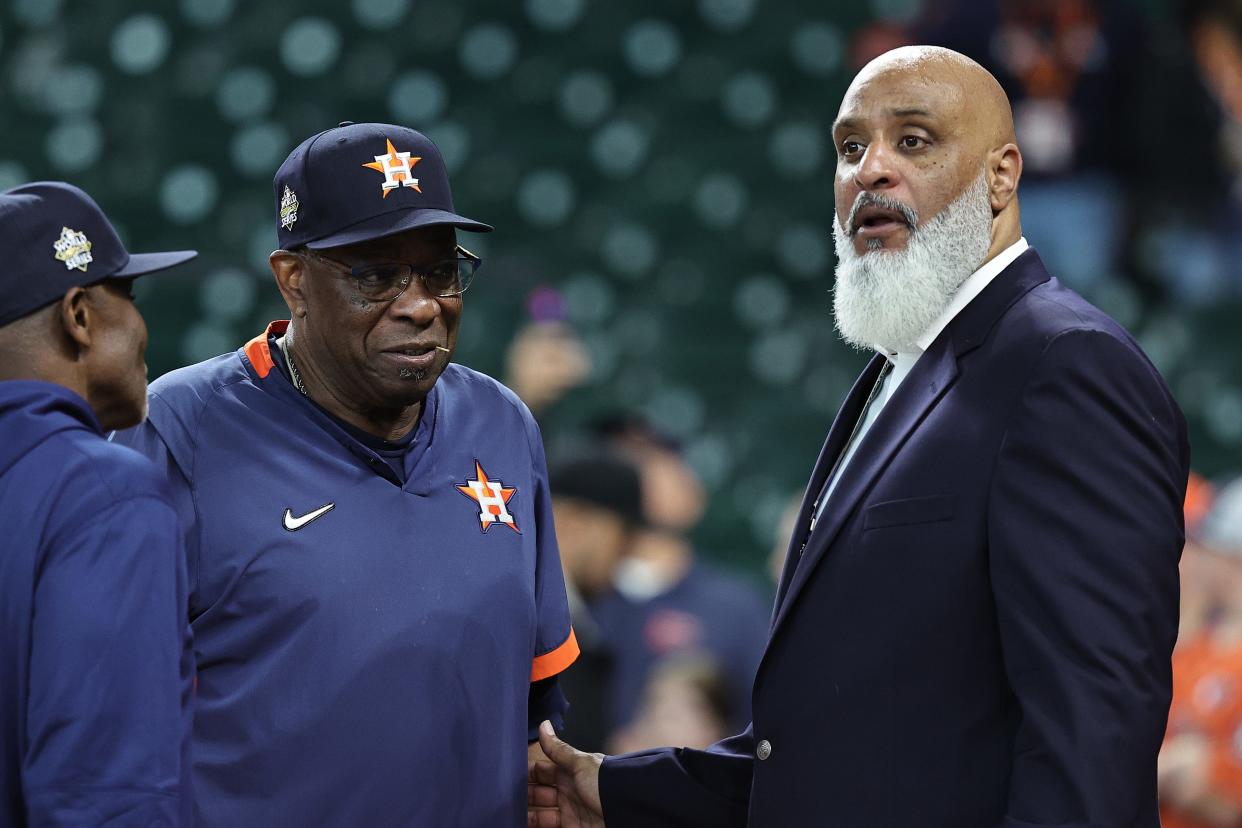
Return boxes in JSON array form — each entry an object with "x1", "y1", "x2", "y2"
[{"x1": 812, "y1": 237, "x2": 1029, "y2": 526}]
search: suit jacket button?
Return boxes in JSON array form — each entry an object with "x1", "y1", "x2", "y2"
[{"x1": 756, "y1": 739, "x2": 772, "y2": 761}]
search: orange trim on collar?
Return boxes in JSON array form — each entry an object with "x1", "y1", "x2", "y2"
[
  {"x1": 531, "y1": 628, "x2": 580, "y2": 682},
  {"x1": 242, "y1": 320, "x2": 289, "y2": 379}
]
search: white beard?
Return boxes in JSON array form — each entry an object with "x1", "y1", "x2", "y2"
[{"x1": 831, "y1": 172, "x2": 994, "y2": 353}]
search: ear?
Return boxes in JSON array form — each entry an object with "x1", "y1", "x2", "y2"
[
  {"x1": 988, "y1": 143, "x2": 1022, "y2": 213},
  {"x1": 57, "y1": 286, "x2": 92, "y2": 352},
  {"x1": 269, "y1": 250, "x2": 309, "y2": 318}
]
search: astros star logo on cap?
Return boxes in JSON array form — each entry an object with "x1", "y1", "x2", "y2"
[
  {"x1": 362, "y1": 137, "x2": 422, "y2": 197},
  {"x1": 52, "y1": 226, "x2": 93, "y2": 272},
  {"x1": 456, "y1": 460, "x2": 520, "y2": 533}
]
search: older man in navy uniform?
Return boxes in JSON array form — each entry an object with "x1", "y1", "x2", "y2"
[{"x1": 116, "y1": 124, "x2": 578, "y2": 827}]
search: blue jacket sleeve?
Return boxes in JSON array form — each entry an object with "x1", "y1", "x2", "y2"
[
  {"x1": 528, "y1": 676, "x2": 567, "y2": 742},
  {"x1": 23, "y1": 494, "x2": 193, "y2": 826},
  {"x1": 598, "y1": 727, "x2": 754, "y2": 827},
  {"x1": 988, "y1": 329, "x2": 1187, "y2": 826}
]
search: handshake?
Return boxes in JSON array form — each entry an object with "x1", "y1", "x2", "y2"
[{"x1": 528, "y1": 721, "x2": 607, "y2": 828}]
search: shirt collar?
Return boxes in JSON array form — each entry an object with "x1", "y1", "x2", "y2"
[
  {"x1": 264, "y1": 329, "x2": 438, "y2": 487},
  {"x1": 877, "y1": 236, "x2": 1029, "y2": 363}
]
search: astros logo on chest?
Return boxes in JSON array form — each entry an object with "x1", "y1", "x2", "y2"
[{"x1": 456, "y1": 460, "x2": 520, "y2": 533}]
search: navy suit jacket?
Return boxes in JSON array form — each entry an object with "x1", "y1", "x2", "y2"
[{"x1": 598, "y1": 250, "x2": 1189, "y2": 827}]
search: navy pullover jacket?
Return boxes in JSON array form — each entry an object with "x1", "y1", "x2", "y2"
[{"x1": 0, "y1": 381, "x2": 192, "y2": 826}]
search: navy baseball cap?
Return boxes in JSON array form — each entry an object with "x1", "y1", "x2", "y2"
[
  {"x1": 273, "y1": 121, "x2": 492, "y2": 250},
  {"x1": 549, "y1": 449, "x2": 646, "y2": 527},
  {"x1": 0, "y1": 181, "x2": 197, "y2": 328}
]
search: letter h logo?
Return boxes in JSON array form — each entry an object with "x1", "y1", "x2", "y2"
[
  {"x1": 456, "y1": 461, "x2": 521, "y2": 534},
  {"x1": 362, "y1": 137, "x2": 423, "y2": 198}
]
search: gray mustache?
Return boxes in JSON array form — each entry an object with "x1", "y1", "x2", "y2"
[{"x1": 847, "y1": 193, "x2": 919, "y2": 235}]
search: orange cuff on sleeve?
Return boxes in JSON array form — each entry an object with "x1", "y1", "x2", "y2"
[{"x1": 531, "y1": 629, "x2": 579, "y2": 682}]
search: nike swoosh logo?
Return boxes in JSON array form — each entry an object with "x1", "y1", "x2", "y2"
[{"x1": 283, "y1": 502, "x2": 335, "y2": 531}]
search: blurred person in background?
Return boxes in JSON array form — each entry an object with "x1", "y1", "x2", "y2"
[
  {"x1": 590, "y1": 414, "x2": 771, "y2": 736},
  {"x1": 915, "y1": 0, "x2": 1150, "y2": 182},
  {"x1": 1161, "y1": 479, "x2": 1242, "y2": 828},
  {"x1": 1179, "y1": 473, "x2": 1223, "y2": 644},
  {"x1": 113, "y1": 123, "x2": 578, "y2": 827},
  {"x1": 1181, "y1": 0, "x2": 1242, "y2": 299},
  {"x1": 914, "y1": 0, "x2": 1237, "y2": 304},
  {"x1": 609, "y1": 655, "x2": 734, "y2": 755},
  {"x1": 531, "y1": 45, "x2": 1188, "y2": 828},
  {"x1": 505, "y1": 316, "x2": 592, "y2": 422},
  {"x1": 766, "y1": 494, "x2": 804, "y2": 588},
  {"x1": 913, "y1": 0, "x2": 1157, "y2": 297},
  {"x1": 0, "y1": 182, "x2": 196, "y2": 825},
  {"x1": 548, "y1": 449, "x2": 645, "y2": 753}
]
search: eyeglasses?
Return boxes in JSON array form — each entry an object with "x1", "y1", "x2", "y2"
[{"x1": 302, "y1": 245, "x2": 482, "y2": 301}]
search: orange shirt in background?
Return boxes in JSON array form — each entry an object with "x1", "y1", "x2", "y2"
[{"x1": 1162, "y1": 631, "x2": 1242, "y2": 828}]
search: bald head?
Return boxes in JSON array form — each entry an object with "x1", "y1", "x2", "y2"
[
  {"x1": 832, "y1": 45, "x2": 1023, "y2": 262},
  {"x1": 848, "y1": 46, "x2": 1015, "y2": 148}
]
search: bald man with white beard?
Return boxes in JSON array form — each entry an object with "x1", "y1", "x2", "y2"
[{"x1": 530, "y1": 46, "x2": 1189, "y2": 828}]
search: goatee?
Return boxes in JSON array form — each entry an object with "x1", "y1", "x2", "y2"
[{"x1": 832, "y1": 171, "x2": 993, "y2": 353}]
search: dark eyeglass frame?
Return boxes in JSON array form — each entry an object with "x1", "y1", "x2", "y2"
[{"x1": 300, "y1": 244, "x2": 483, "y2": 301}]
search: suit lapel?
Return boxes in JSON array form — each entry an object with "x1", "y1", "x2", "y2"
[
  {"x1": 770, "y1": 342, "x2": 959, "y2": 636},
  {"x1": 766, "y1": 248, "x2": 1054, "y2": 642},
  {"x1": 772, "y1": 353, "x2": 888, "y2": 615}
]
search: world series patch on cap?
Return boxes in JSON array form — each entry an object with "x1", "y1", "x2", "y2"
[
  {"x1": 273, "y1": 121, "x2": 493, "y2": 250},
  {"x1": 0, "y1": 181, "x2": 197, "y2": 328}
]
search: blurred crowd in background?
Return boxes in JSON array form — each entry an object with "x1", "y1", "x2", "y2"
[{"x1": 4, "y1": 0, "x2": 1242, "y2": 820}]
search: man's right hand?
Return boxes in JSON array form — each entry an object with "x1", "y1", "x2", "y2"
[{"x1": 528, "y1": 720, "x2": 606, "y2": 828}]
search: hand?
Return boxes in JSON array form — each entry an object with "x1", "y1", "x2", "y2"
[
  {"x1": 529, "y1": 739, "x2": 551, "y2": 767},
  {"x1": 528, "y1": 720, "x2": 605, "y2": 828},
  {"x1": 505, "y1": 322, "x2": 591, "y2": 415}
]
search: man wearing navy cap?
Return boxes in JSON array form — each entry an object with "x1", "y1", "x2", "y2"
[
  {"x1": 114, "y1": 123, "x2": 579, "y2": 826},
  {"x1": 0, "y1": 182, "x2": 196, "y2": 826}
]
